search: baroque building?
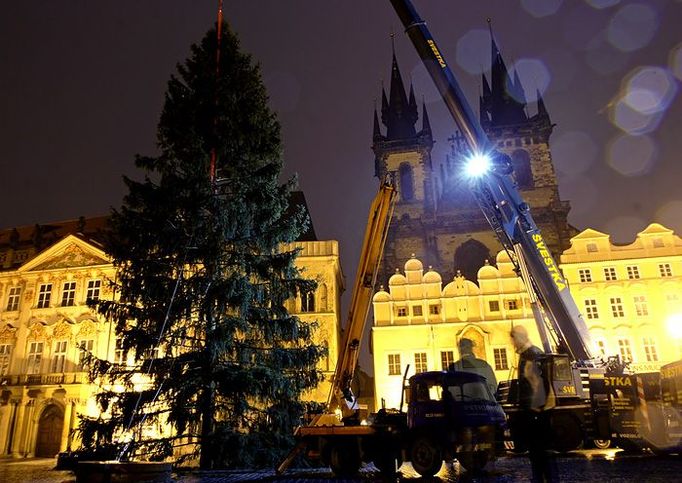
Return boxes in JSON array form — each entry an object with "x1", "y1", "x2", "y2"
[
  {"x1": 0, "y1": 204, "x2": 342, "y2": 458},
  {"x1": 372, "y1": 35, "x2": 575, "y2": 286},
  {"x1": 371, "y1": 224, "x2": 682, "y2": 410}
]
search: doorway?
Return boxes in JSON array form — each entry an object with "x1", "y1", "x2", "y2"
[{"x1": 35, "y1": 404, "x2": 64, "y2": 457}]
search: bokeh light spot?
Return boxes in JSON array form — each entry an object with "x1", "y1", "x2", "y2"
[
  {"x1": 521, "y1": 0, "x2": 563, "y2": 18},
  {"x1": 669, "y1": 43, "x2": 682, "y2": 81},
  {"x1": 607, "y1": 134, "x2": 657, "y2": 177},
  {"x1": 625, "y1": 66, "x2": 677, "y2": 114},
  {"x1": 604, "y1": 215, "x2": 646, "y2": 243},
  {"x1": 611, "y1": 99, "x2": 663, "y2": 135},
  {"x1": 585, "y1": 0, "x2": 621, "y2": 9},
  {"x1": 510, "y1": 58, "x2": 551, "y2": 102},
  {"x1": 655, "y1": 200, "x2": 682, "y2": 233},
  {"x1": 607, "y1": 3, "x2": 659, "y2": 53},
  {"x1": 552, "y1": 131, "x2": 598, "y2": 176},
  {"x1": 456, "y1": 29, "x2": 489, "y2": 75}
]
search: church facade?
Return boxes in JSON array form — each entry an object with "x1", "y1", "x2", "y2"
[
  {"x1": 0, "y1": 213, "x2": 342, "y2": 458},
  {"x1": 372, "y1": 36, "x2": 575, "y2": 286}
]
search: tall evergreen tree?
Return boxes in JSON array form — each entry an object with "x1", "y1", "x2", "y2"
[{"x1": 78, "y1": 22, "x2": 325, "y2": 469}]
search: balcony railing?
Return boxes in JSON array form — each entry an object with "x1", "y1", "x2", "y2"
[{"x1": 1, "y1": 372, "x2": 87, "y2": 386}]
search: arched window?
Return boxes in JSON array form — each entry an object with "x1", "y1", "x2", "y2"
[
  {"x1": 511, "y1": 149, "x2": 533, "y2": 189},
  {"x1": 399, "y1": 163, "x2": 415, "y2": 201},
  {"x1": 454, "y1": 239, "x2": 491, "y2": 283}
]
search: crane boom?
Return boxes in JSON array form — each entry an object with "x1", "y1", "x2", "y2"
[
  {"x1": 389, "y1": 0, "x2": 593, "y2": 361},
  {"x1": 328, "y1": 180, "x2": 396, "y2": 414}
]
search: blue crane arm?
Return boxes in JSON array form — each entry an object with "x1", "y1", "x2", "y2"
[{"x1": 389, "y1": 0, "x2": 593, "y2": 361}]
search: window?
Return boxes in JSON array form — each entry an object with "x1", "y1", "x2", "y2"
[
  {"x1": 51, "y1": 340, "x2": 68, "y2": 373},
  {"x1": 61, "y1": 281, "x2": 76, "y2": 307},
  {"x1": 586, "y1": 243, "x2": 598, "y2": 253},
  {"x1": 37, "y1": 283, "x2": 52, "y2": 309},
  {"x1": 603, "y1": 267, "x2": 617, "y2": 281},
  {"x1": 626, "y1": 266, "x2": 640, "y2": 279},
  {"x1": 0, "y1": 344, "x2": 11, "y2": 375},
  {"x1": 429, "y1": 304, "x2": 441, "y2": 315},
  {"x1": 618, "y1": 339, "x2": 633, "y2": 363},
  {"x1": 505, "y1": 299, "x2": 518, "y2": 310},
  {"x1": 300, "y1": 291, "x2": 315, "y2": 312},
  {"x1": 6, "y1": 287, "x2": 21, "y2": 311},
  {"x1": 399, "y1": 163, "x2": 414, "y2": 201},
  {"x1": 633, "y1": 296, "x2": 649, "y2": 317},
  {"x1": 412, "y1": 306, "x2": 423, "y2": 317},
  {"x1": 388, "y1": 354, "x2": 401, "y2": 376},
  {"x1": 610, "y1": 297, "x2": 624, "y2": 318},
  {"x1": 667, "y1": 293, "x2": 680, "y2": 306},
  {"x1": 77, "y1": 339, "x2": 94, "y2": 369},
  {"x1": 653, "y1": 238, "x2": 664, "y2": 248},
  {"x1": 596, "y1": 340, "x2": 607, "y2": 357},
  {"x1": 489, "y1": 300, "x2": 500, "y2": 312},
  {"x1": 659, "y1": 263, "x2": 673, "y2": 277},
  {"x1": 397, "y1": 307, "x2": 407, "y2": 317},
  {"x1": 642, "y1": 337, "x2": 658, "y2": 362},
  {"x1": 114, "y1": 339, "x2": 126, "y2": 365},
  {"x1": 441, "y1": 350, "x2": 454, "y2": 371},
  {"x1": 414, "y1": 352, "x2": 428, "y2": 373},
  {"x1": 27, "y1": 341, "x2": 44, "y2": 374},
  {"x1": 584, "y1": 299, "x2": 599, "y2": 319},
  {"x1": 579, "y1": 269, "x2": 592, "y2": 283},
  {"x1": 493, "y1": 347, "x2": 509, "y2": 371},
  {"x1": 86, "y1": 279, "x2": 101, "y2": 302}
]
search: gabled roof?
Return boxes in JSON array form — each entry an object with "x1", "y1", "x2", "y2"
[{"x1": 18, "y1": 234, "x2": 110, "y2": 272}]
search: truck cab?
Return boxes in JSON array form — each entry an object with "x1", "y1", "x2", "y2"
[{"x1": 403, "y1": 371, "x2": 506, "y2": 476}]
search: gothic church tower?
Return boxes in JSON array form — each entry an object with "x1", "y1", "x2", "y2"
[{"x1": 373, "y1": 33, "x2": 575, "y2": 286}]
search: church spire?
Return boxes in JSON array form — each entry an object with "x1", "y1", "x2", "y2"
[
  {"x1": 373, "y1": 104, "x2": 382, "y2": 141},
  {"x1": 536, "y1": 89, "x2": 550, "y2": 122},
  {"x1": 483, "y1": 18, "x2": 528, "y2": 127},
  {"x1": 421, "y1": 100, "x2": 431, "y2": 135},
  {"x1": 380, "y1": 46, "x2": 418, "y2": 140}
]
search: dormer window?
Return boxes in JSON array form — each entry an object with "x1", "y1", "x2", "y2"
[{"x1": 586, "y1": 243, "x2": 598, "y2": 253}]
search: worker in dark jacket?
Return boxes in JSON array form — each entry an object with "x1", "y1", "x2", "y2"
[
  {"x1": 449, "y1": 338, "x2": 497, "y2": 396},
  {"x1": 511, "y1": 325, "x2": 558, "y2": 482}
]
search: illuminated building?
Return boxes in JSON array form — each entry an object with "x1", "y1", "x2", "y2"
[
  {"x1": 372, "y1": 253, "x2": 540, "y2": 410},
  {"x1": 371, "y1": 224, "x2": 682, "y2": 409},
  {"x1": 559, "y1": 223, "x2": 682, "y2": 372},
  {"x1": 0, "y1": 206, "x2": 341, "y2": 458}
]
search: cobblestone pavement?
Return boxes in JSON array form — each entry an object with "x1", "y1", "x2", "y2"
[{"x1": 3, "y1": 451, "x2": 682, "y2": 483}]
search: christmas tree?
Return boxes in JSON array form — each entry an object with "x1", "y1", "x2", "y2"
[{"x1": 78, "y1": 21, "x2": 325, "y2": 469}]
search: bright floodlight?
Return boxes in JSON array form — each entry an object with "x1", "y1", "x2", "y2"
[{"x1": 465, "y1": 153, "x2": 491, "y2": 177}]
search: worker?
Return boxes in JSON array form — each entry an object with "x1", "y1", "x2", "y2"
[
  {"x1": 449, "y1": 338, "x2": 498, "y2": 396},
  {"x1": 510, "y1": 325, "x2": 558, "y2": 483}
]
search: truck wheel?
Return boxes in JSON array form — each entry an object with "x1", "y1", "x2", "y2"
[
  {"x1": 457, "y1": 451, "x2": 489, "y2": 473},
  {"x1": 410, "y1": 437, "x2": 442, "y2": 477},
  {"x1": 550, "y1": 412, "x2": 583, "y2": 452},
  {"x1": 329, "y1": 441, "x2": 361, "y2": 477}
]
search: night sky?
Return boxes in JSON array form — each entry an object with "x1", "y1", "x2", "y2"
[{"x1": 2, "y1": 1, "x2": 681, "y2": 298}]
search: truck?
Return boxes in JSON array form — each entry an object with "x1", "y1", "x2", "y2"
[{"x1": 276, "y1": 179, "x2": 507, "y2": 478}]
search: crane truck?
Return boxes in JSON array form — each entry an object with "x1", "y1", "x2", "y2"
[
  {"x1": 390, "y1": 0, "x2": 682, "y2": 455},
  {"x1": 387, "y1": 0, "x2": 604, "y2": 453},
  {"x1": 277, "y1": 180, "x2": 506, "y2": 478}
]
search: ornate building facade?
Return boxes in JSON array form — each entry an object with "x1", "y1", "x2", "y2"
[
  {"x1": 371, "y1": 224, "x2": 682, "y2": 410},
  {"x1": 0, "y1": 211, "x2": 342, "y2": 458},
  {"x1": 372, "y1": 35, "x2": 575, "y2": 286}
]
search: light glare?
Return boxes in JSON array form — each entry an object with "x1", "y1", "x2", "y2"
[{"x1": 466, "y1": 154, "x2": 491, "y2": 177}]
